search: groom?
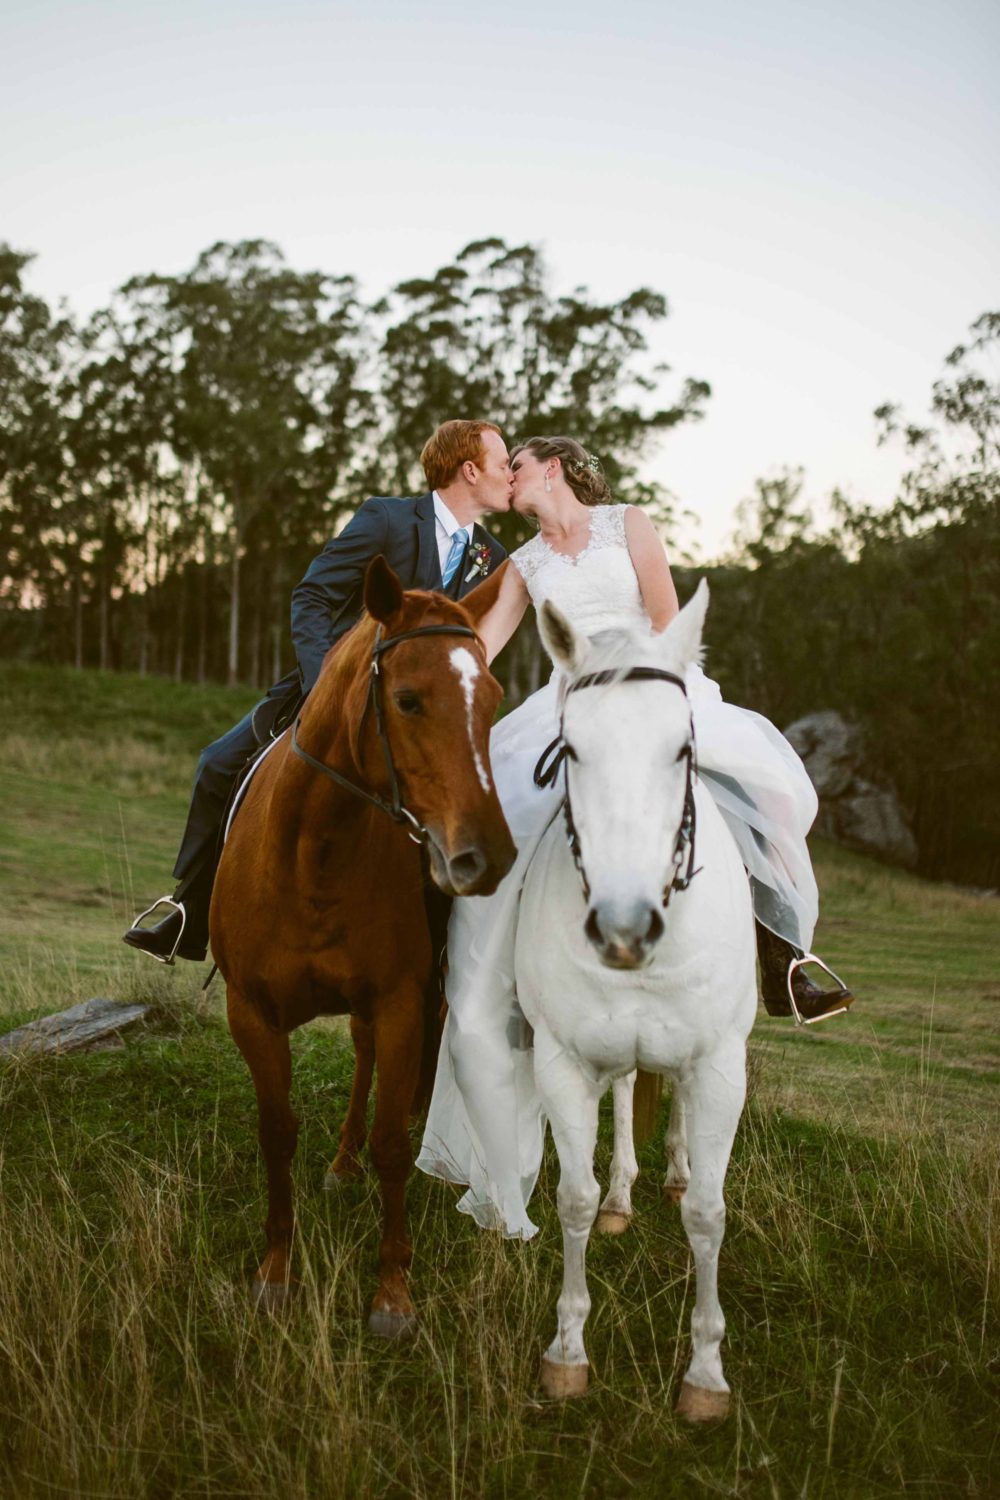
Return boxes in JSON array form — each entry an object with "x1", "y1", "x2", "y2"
[{"x1": 124, "y1": 419, "x2": 512, "y2": 963}]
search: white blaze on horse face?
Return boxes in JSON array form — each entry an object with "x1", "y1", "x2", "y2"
[{"x1": 449, "y1": 647, "x2": 492, "y2": 794}]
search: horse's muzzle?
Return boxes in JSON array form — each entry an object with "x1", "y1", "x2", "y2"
[
  {"x1": 585, "y1": 903, "x2": 665, "y2": 970},
  {"x1": 425, "y1": 826, "x2": 517, "y2": 898}
]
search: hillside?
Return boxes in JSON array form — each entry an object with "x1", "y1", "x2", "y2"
[
  {"x1": 0, "y1": 661, "x2": 995, "y2": 1497},
  {"x1": 1, "y1": 661, "x2": 995, "y2": 1129}
]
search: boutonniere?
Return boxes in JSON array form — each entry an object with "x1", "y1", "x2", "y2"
[{"x1": 464, "y1": 541, "x2": 492, "y2": 584}]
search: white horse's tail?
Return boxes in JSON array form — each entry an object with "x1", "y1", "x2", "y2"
[{"x1": 633, "y1": 1070, "x2": 664, "y2": 1147}]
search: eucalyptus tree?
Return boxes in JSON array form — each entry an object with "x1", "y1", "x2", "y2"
[
  {"x1": 364, "y1": 238, "x2": 709, "y2": 699},
  {"x1": 64, "y1": 278, "x2": 188, "y2": 672},
  {"x1": 370, "y1": 238, "x2": 710, "y2": 554},
  {"x1": 0, "y1": 244, "x2": 73, "y2": 653},
  {"x1": 126, "y1": 240, "x2": 370, "y2": 684}
]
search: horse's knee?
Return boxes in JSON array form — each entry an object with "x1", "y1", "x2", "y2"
[
  {"x1": 557, "y1": 1180, "x2": 600, "y2": 1232},
  {"x1": 368, "y1": 1126, "x2": 411, "y2": 1182},
  {"x1": 258, "y1": 1110, "x2": 299, "y2": 1163},
  {"x1": 680, "y1": 1193, "x2": 725, "y2": 1246}
]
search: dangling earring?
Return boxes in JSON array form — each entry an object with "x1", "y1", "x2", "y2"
[{"x1": 544, "y1": 474, "x2": 552, "y2": 493}]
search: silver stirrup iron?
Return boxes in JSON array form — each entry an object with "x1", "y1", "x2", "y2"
[
  {"x1": 787, "y1": 953, "x2": 849, "y2": 1026},
  {"x1": 131, "y1": 896, "x2": 187, "y2": 966}
]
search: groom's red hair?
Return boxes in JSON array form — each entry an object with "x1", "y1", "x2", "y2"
[{"x1": 421, "y1": 420, "x2": 502, "y2": 490}]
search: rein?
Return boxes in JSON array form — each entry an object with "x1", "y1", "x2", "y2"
[
  {"x1": 292, "y1": 622, "x2": 479, "y2": 846},
  {"x1": 533, "y1": 665, "x2": 700, "y2": 908}
]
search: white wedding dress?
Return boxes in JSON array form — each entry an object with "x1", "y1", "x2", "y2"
[{"x1": 415, "y1": 504, "x2": 819, "y2": 1238}]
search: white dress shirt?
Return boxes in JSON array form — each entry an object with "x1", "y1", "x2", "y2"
[{"x1": 432, "y1": 491, "x2": 473, "y2": 574}]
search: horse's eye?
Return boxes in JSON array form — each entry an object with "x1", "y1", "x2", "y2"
[{"x1": 394, "y1": 691, "x2": 422, "y2": 716}]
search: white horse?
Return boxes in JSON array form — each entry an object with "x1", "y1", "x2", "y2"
[{"x1": 514, "y1": 581, "x2": 756, "y2": 1422}]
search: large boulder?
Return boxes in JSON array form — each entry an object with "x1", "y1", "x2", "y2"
[{"x1": 784, "y1": 710, "x2": 919, "y2": 870}]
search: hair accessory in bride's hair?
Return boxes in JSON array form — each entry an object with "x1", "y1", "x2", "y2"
[{"x1": 571, "y1": 451, "x2": 602, "y2": 474}]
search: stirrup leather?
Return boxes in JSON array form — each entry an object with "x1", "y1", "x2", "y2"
[
  {"x1": 131, "y1": 895, "x2": 186, "y2": 966},
  {"x1": 787, "y1": 953, "x2": 850, "y2": 1026}
]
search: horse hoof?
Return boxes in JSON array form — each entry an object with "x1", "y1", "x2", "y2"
[
  {"x1": 368, "y1": 1307, "x2": 417, "y2": 1341},
  {"x1": 251, "y1": 1279, "x2": 294, "y2": 1315},
  {"x1": 662, "y1": 1182, "x2": 687, "y2": 1206},
  {"x1": 540, "y1": 1356, "x2": 589, "y2": 1400},
  {"x1": 323, "y1": 1167, "x2": 361, "y2": 1192},
  {"x1": 594, "y1": 1209, "x2": 631, "y2": 1235},
  {"x1": 675, "y1": 1382, "x2": 730, "y2": 1423}
]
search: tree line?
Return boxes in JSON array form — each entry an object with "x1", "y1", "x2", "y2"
[
  {"x1": 0, "y1": 237, "x2": 705, "y2": 692},
  {"x1": 1, "y1": 238, "x2": 996, "y2": 883},
  {"x1": 693, "y1": 312, "x2": 1000, "y2": 886}
]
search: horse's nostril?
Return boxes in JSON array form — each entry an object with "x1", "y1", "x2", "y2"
[
  {"x1": 584, "y1": 908, "x2": 603, "y2": 946},
  {"x1": 646, "y1": 908, "x2": 665, "y2": 946},
  {"x1": 449, "y1": 848, "x2": 487, "y2": 888}
]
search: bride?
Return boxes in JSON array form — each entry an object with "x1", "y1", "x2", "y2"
[{"x1": 415, "y1": 435, "x2": 854, "y2": 1239}]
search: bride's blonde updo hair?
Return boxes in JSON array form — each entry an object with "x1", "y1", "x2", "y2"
[{"x1": 512, "y1": 436, "x2": 613, "y2": 507}]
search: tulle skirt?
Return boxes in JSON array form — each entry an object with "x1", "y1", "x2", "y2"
[{"x1": 415, "y1": 665, "x2": 819, "y2": 1237}]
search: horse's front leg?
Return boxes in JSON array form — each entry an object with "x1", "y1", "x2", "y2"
[
  {"x1": 595, "y1": 1071, "x2": 638, "y2": 1234},
  {"x1": 675, "y1": 1037, "x2": 746, "y2": 1423},
  {"x1": 325, "y1": 1014, "x2": 375, "y2": 1188},
  {"x1": 226, "y1": 987, "x2": 299, "y2": 1313},
  {"x1": 534, "y1": 1032, "x2": 601, "y2": 1398},
  {"x1": 662, "y1": 1086, "x2": 690, "y2": 1205},
  {"x1": 367, "y1": 981, "x2": 423, "y2": 1339}
]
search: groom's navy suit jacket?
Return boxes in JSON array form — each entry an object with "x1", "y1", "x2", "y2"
[
  {"x1": 289, "y1": 491, "x2": 508, "y2": 693},
  {"x1": 173, "y1": 493, "x2": 506, "y2": 882}
]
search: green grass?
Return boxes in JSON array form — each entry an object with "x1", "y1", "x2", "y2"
[{"x1": 0, "y1": 661, "x2": 997, "y2": 1497}]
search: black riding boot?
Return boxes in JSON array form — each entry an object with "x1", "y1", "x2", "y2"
[
  {"x1": 123, "y1": 858, "x2": 214, "y2": 963},
  {"x1": 755, "y1": 920, "x2": 854, "y2": 1022}
]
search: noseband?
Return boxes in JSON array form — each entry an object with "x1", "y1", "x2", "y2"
[
  {"x1": 292, "y1": 622, "x2": 480, "y2": 846},
  {"x1": 534, "y1": 666, "x2": 700, "y2": 908}
]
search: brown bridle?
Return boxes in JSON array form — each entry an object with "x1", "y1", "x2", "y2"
[{"x1": 291, "y1": 621, "x2": 480, "y2": 846}]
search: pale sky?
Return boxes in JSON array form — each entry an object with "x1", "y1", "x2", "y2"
[{"x1": 3, "y1": 0, "x2": 998, "y2": 558}]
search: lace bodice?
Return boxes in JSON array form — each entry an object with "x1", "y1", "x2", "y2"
[{"x1": 511, "y1": 505, "x2": 646, "y2": 635}]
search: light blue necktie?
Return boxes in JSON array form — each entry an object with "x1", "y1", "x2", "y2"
[{"x1": 441, "y1": 529, "x2": 468, "y2": 588}]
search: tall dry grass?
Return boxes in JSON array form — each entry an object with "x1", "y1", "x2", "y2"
[{"x1": 0, "y1": 1020, "x2": 995, "y2": 1497}]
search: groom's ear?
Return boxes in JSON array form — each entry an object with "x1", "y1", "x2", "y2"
[
  {"x1": 539, "y1": 600, "x2": 587, "y2": 674},
  {"x1": 461, "y1": 560, "x2": 508, "y2": 628}
]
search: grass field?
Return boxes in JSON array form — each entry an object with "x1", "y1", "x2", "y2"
[{"x1": 0, "y1": 661, "x2": 997, "y2": 1497}]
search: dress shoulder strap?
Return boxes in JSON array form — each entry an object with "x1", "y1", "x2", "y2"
[
  {"x1": 589, "y1": 504, "x2": 629, "y2": 548},
  {"x1": 510, "y1": 532, "x2": 547, "y2": 586}
]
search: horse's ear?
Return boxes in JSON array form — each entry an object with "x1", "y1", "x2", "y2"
[
  {"x1": 364, "y1": 555, "x2": 404, "y2": 623},
  {"x1": 662, "y1": 578, "x2": 709, "y2": 669},
  {"x1": 539, "y1": 599, "x2": 586, "y2": 674},
  {"x1": 461, "y1": 559, "x2": 508, "y2": 628}
]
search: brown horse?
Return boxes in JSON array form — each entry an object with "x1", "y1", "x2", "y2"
[{"x1": 210, "y1": 556, "x2": 516, "y2": 1336}]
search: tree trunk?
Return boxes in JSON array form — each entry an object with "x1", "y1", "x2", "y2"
[
  {"x1": 99, "y1": 560, "x2": 110, "y2": 671},
  {"x1": 249, "y1": 572, "x2": 261, "y2": 688},
  {"x1": 197, "y1": 539, "x2": 209, "y2": 684},
  {"x1": 73, "y1": 573, "x2": 84, "y2": 670},
  {"x1": 138, "y1": 594, "x2": 149, "y2": 676},
  {"x1": 174, "y1": 568, "x2": 186, "y2": 681},
  {"x1": 271, "y1": 571, "x2": 284, "y2": 685},
  {"x1": 228, "y1": 533, "x2": 241, "y2": 686}
]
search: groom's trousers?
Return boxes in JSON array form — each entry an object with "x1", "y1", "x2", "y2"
[{"x1": 171, "y1": 674, "x2": 303, "y2": 951}]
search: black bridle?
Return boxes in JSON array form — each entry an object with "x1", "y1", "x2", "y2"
[
  {"x1": 291, "y1": 622, "x2": 480, "y2": 846},
  {"x1": 533, "y1": 665, "x2": 700, "y2": 907}
]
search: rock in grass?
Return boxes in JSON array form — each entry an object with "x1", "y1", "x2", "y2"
[{"x1": 0, "y1": 998, "x2": 148, "y2": 1058}]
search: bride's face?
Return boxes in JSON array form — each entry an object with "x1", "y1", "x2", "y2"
[{"x1": 510, "y1": 447, "x2": 551, "y2": 517}]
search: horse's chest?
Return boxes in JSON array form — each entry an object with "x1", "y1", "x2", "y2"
[{"x1": 546, "y1": 987, "x2": 699, "y2": 1077}]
